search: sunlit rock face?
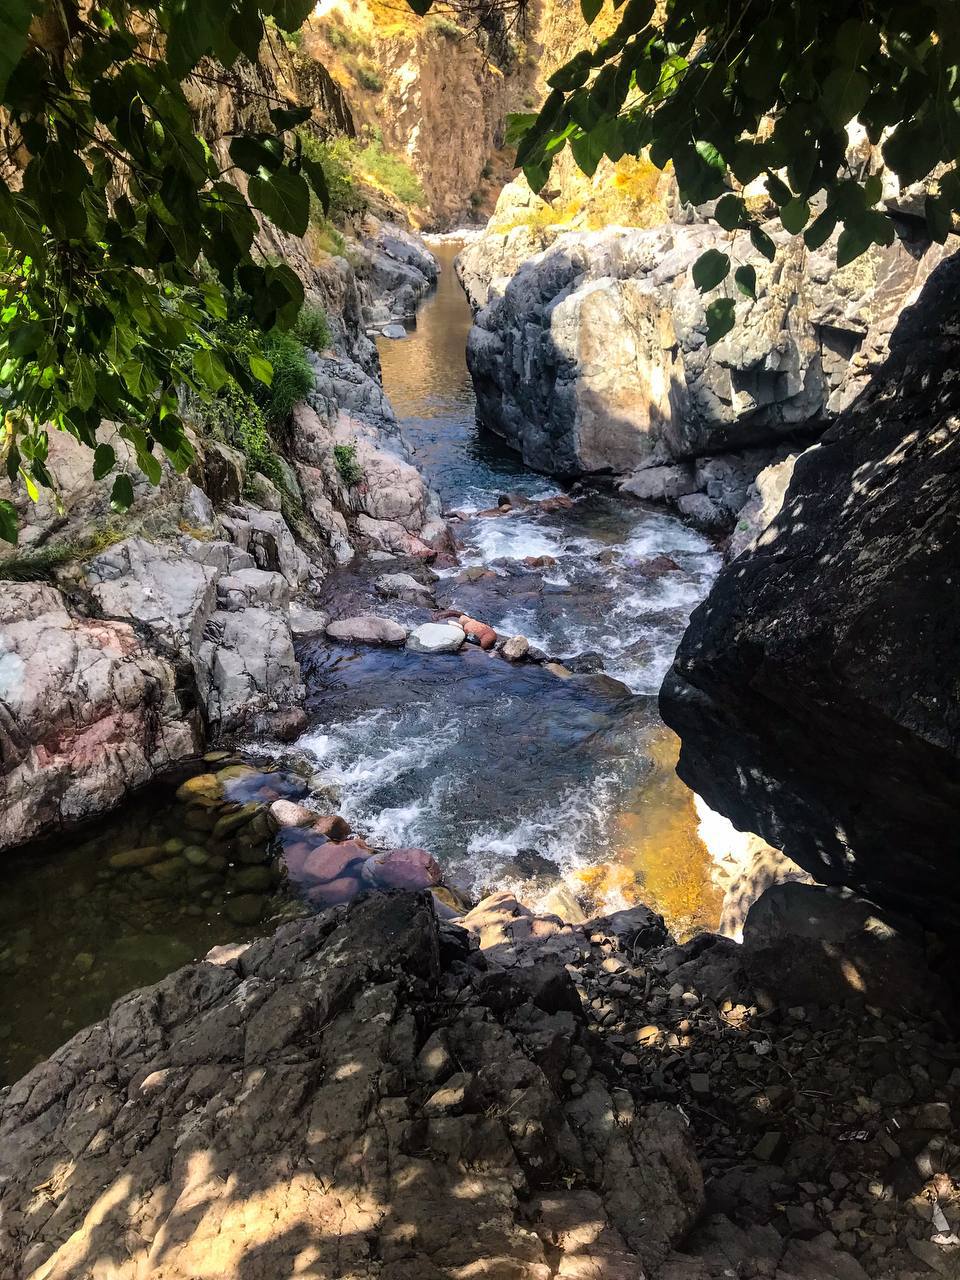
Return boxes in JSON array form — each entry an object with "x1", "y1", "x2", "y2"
[
  {"x1": 460, "y1": 192, "x2": 949, "y2": 532},
  {"x1": 660, "y1": 253, "x2": 960, "y2": 934}
]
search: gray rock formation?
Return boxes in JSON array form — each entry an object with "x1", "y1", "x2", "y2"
[
  {"x1": 0, "y1": 893, "x2": 701, "y2": 1279},
  {"x1": 356, "y1": 219, "x2": 439, "y2": 323},
  {"x1": 660, "y1": 253, "x2": 960, "y2": 933},
  {"x1": 406, "y1": 622, "x2": 465, "y2": 653},
  {"x1": 460, "y1": 194, "x2": 949, "y2": 532},
  {"x1": 0, "y1": 220, "x2": 449, "y2": 851},
  {"x1": 326, "y1": 615, "x2": 409, "y2": 646},
  {"x1": 0, "y1": 583, "x2": 197, "y2": 849}
]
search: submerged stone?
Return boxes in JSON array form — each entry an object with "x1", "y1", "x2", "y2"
[
  {"x1": 109, "y1": 845, "x2": 165, "y2": 870},
  {"x1": 224, "y1": 893, "x2": 266, "y2": 925}
]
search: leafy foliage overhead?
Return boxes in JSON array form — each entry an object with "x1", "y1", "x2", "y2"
[
  {"x1": 498, "y1": 0, "x2": 960, "y2": 345},
  {"x1": 0, "y1": 0, "x2": 338, "y2": 542}
]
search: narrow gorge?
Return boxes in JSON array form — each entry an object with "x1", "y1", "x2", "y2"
[{"x1": 1, "y1": 2, "x2": 959, "y2": 1278}]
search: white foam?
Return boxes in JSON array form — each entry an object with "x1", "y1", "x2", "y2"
[
  {"x1": 460, "y1": 776, "x2": 617, "y2": 888},
  {"x1": 462, "y1": 518, "x2": 570, "y2": 566},
  {"x1": 622, "y1": 514, "x2": 716, "y2": 559}
]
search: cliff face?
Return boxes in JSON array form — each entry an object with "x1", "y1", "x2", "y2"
[
  {"x1": 301, "y1": 0, "x2": 536, "y2": 228},
  {"x1": 660, "y1": 252, "x2": 960, "y2": 935}
]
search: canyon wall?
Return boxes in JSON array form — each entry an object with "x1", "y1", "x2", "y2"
[{"x1": 660, "y1": 252, "x2": 960, "y2": 934}]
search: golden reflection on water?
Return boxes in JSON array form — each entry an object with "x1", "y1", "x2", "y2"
[{"x1": 574, "y1": 729, "x2": 723, "y2": 941}]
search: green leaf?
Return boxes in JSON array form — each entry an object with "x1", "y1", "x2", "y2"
[
  {"x1": 694, "y1": 140, "x2": 725, "y2": 175},
  {"x1": 734, "y1": 265, "x2": 757, "y2": 301},
  {"x1": 821, "y1": 67, "x2": 870, "y2": 127},
  {"x1": 9, "y1": 320, "x2": 44, "y2": 358},
  {"x1": 404, "y1": 0, "x2": 433, "y2": 12},
  {"x1": 863, "y1": 174, "x2": 883, "y2": 206},
  {"x1": 571, "y1": 130, "x2": 604, "y2": 178},
  {"x1": 836, "y1": 223, "x2": 872, "y2": 268},
  {"x1": 780, "y1": 198, "x2": 811, "y2": 234},
  {"x1": 229, "y1": 134, "x2": 284, "y2": 175},
  {"x1": 74, "y1": 360, "x2": 97, "y2": 411},
  {"x1": 714, "y1": 194, "x2": 745, "y2": 231},
  {"x1": 692, "y1": 249, "x2": 731, "y2": 293},
  {"x1": 765, "y1": 172, "x2": 792, "y2": 206},
  {"x1": 247, "y1": 167, "x2": 310, "y2": 237},
  {"x1": 750, "y1": 225, "x2": 776, "y2": 262},
  {"x1": 705, "y1": 297, "x2": 736, "y2": 345},
  {"x1": 137, "y1": 448, "x2": 162, "y2": 486},
  {"x1": 249, "y1": 353, "x2": 274, "y2": 386},
  {"x1": 0, "y1": 498, "x2": 17, "y2": 545},
  {"x1": 20, "y1": 467, "x2": 39, "y2": 502},
  {"x1": 271, "y1": 0, "x2": 314, "y2": 30},
  {"x1": 833, "y1": 18, "x2": 880, "y2": 65},
  {"x1": 803, "y1": 207, "x2": 837, "y2": 250},
  {"x1": 505, "y1": 113, "x2": 539, "y2": 147},
  {"x1": 523, "y1": 160, "x2": 551, "y2": 194},
  {"x1": 194, "y1": 349, "x2": 229, "y2": 392},
  {"x1": 93, "y1": 443, "x2": 116, "y2": 481},
  {"x1": 269, "y1": 104, "x2": 312, "y2": 131},
  {"x1": 301, "y1": 155, "x2": 330, "y2": 214},
  {"x1": 0, "y1": 0, "x2": 34, "y2": 101},
  {"x1": 581, "y1": 0, "x2": 603, "y2": 23},
  {"x1": 925, "y1": 194, "x2": 952, "y2": 245},
  {"x1": 110, "y1": 473, "x2": 135, "y2": 513}
]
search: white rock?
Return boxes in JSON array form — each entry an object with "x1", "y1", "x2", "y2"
[
  {"x1": 326, "y1": 615, "x2": 408, "y2": 646},
  {"x1": 406, "y1": 623, "x2": 466, "y2": 654},
  {"x1": 288, "y1": 604, "x2": 329, "y2": 638}
]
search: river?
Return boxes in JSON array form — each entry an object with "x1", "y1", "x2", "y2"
[
  {"x1": 290, "y1": 243, "x2": 722, "y2": 919},
  {"x1": 0, "y1": 242, "x2": 722, "y2": 1082}
]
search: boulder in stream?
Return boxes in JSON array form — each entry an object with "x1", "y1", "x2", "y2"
[
  {"x1": 325, "y1": 615, "x2": 408, "y2": 646},
  {"x1": 406, "y1": 622, "x2": 466, "y2": 653}
]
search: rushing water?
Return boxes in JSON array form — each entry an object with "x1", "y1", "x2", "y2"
[
  {"x1": 0, "y1": 240, "x2": 722, "y2": 1083},
  {"x1": 291, "y1": 243, "x2": 723, "y2": 924}
]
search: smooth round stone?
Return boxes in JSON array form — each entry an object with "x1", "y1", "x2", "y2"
[
  {"x1": 302, "y1": 841, "x2": 368, "y2": 885},
  {"x1": 361, "y1": 847, "x2": 443, "y2": 890},
  {"x1": 183, "y1": 845, "x2": 209, "y2": 867},
  {"x1": 326, "y1": 615, "x2": 408, "y2": 646},
  {"x1": 184, "y1": 809, "x2": 216, "y2": 832},
  {"x1": 307, "y1": 873, "x2": 361, "y2": 906},
  {"x1": 109, "y1": 845, "x2": 165, "y2": 870},
  {"x1": 406, "y1": 623, "x2": 465, "y2": 654},
  {"x1": 175, "y1": 773, "x2": 222, "y2": 804},
  {"x1": 146, "y1": 856, "x2": 187, "y2": 882},
  {"x1": 234, "y1": 842, "x2": 271, "y2": 865},
  {"x1": 163, "y1": 838, "x2": 185, "y2": 855},
  {"x1": 232, "y1": 865, "x2": 274, "y2": 893},
  {"x1": 224, "y1": 894, "x2": 266, "y2": 925}
]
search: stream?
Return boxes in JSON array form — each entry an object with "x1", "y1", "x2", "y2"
[
  {"x1": 0, "y1": 242, "x2": 722, "y2": 1083},
  {"x1": 289, "y1": 243, "x2": 722, "y2": 918}
]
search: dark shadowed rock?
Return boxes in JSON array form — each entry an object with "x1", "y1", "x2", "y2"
[
  {"x1": 0, "y1": 892, "x2": 701, "y2": 1279},
  {"x1": 661, "y1": 253, "x2": 960, "y2": 935},
  {"x1": 741, "y1": 882, "x2": 951, "y2": 1016}
]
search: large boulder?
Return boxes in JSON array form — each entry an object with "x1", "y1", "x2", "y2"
[
  {"x1": 0, "y1": 583, "x2": 197, "y2": 848},
  {"x1": 195, "y1": 607, "x2": 304, "y2": 736},
  {"x1": 86, "y1": 537, "x2": 219, "y2": 655},
  {"x1": 660, "y1": 253, "x2": 960, "y2": 934},
  {"x1": 462, "y1": 217, "x2": 948, "y2": 494},
  {"x1": 0, "y1": 893, "x2": 701, "y2": 1279}
]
